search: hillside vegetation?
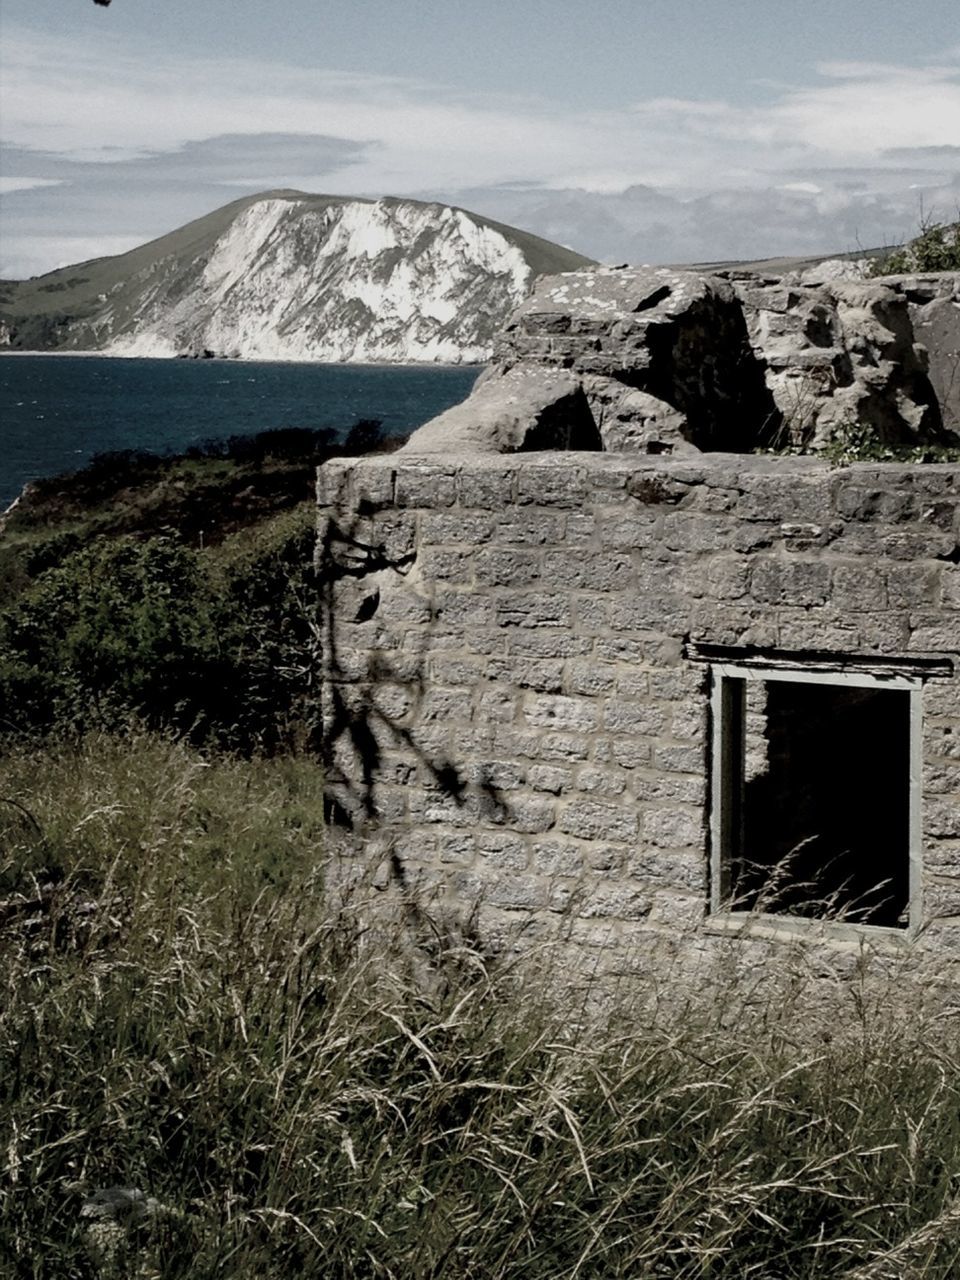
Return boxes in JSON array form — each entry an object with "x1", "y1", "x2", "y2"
[{"x1": 0, "y1": 425, "x2": 395, "y2": 751}]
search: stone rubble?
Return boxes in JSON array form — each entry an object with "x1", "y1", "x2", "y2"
[{"x1": 403, "y1": 264, "x2": 959, "y2": 456}]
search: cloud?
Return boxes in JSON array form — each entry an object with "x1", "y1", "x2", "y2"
[
  {"x1": 0, "y1": 22, "x2": 958, "y2": 274},
  {"x1": 0, "y1": 176, "x2": 63, "y2": 195},
  {"x1": 0, "y1": 133, "x2": 371, "y2": 276},
  {"x1": 882, "y1": 145, "x2": 960, "y2": 163}
]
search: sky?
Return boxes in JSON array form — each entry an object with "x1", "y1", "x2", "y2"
[{"x1": 1, "y1": 0, "x2": 958, "y2": 276}]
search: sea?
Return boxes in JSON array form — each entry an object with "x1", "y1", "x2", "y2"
[{"x1": 0, "y1": 355, "x2": 482, "y2": 510}]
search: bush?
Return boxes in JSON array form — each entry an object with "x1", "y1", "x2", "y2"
[
  {"x1": 0, "y1": 506, "x2": 321, "y2": 752},
  {"x1": 868, "y1": 218, "x2": 960, "y2": 276},
  {"x1": 2, "y1": 735, "x2": 959, "y2": 1279}
]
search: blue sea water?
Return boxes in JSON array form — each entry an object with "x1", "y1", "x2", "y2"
[{"x1": 0, "y1": 355, "x2": 482, "y2": 509}]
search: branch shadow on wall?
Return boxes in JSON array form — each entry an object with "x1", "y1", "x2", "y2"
[{"x1": 316, "y1": 491, "x2": 509, "y2": 854}]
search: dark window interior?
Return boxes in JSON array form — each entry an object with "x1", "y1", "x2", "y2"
[{"x1": 723, "y1": 678, "x2": 911, "y2": 928}]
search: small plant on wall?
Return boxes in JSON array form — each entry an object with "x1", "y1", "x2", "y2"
[{"x1": 822, "y1": 423, "x2": 960, "y2": 464}]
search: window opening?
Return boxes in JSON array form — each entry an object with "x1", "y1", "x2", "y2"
[{"x1": 710, "y1": 664, "x2": 920, "y2": 931}]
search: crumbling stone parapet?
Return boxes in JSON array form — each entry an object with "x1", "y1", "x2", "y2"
[{"x1": 402, "y1": 266, "x2": 959, "y2": 459}]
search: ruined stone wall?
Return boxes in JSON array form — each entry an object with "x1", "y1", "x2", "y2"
[{"x1": 318, "y1": 452, "x2": 960, "y2": 989}]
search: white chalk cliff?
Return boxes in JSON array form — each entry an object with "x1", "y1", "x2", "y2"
[{"x1": 0, "y1": 192, "x2": 593, "y2": 363}]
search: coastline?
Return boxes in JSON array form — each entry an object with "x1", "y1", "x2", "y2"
[{"x1": 0, "y1": 348, "x2": 487, "y2": 370}]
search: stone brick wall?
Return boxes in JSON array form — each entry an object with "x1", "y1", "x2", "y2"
[{"x1": 317, "y1": 452, "x2": 960, "y2": 987}]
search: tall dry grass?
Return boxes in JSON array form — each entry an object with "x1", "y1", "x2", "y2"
[{"x1": 1, "y1": 733, "x2": 958, "y2": 1278}]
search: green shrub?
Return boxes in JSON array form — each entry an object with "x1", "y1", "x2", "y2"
[
  {"x1": 868, "y1": 218, "x2": 960, "y2": 276},
  {"x1": 0, "y1": 506, "x2": 320, "y2": 752}
]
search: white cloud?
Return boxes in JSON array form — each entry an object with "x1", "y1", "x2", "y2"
[
  {"x1": 0, "y1": 22, "x2": 957, "y2": 273},
  {"x1": 0, "y1": 177, "x2": 63, "y2": 195}
]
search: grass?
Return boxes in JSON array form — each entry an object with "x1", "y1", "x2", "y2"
[{"x1": 2, "y1": 732, "x2": 959, "y2": 1278}]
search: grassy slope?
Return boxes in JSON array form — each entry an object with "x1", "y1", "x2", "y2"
[{"x1": 1, "y1": 733, "x2": 959, "y2": 1278}]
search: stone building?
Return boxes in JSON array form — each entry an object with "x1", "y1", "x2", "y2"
[{"x1": 318, "y1": 266, "x2": 960, "y2": 993}]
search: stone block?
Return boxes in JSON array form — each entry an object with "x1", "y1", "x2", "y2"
[
  {"x1": 631, "y1": 771, "x2": 707, "y2": 805},
  {"x1": 887, "y1": 565, "x2": 942, "y2": 607},
  {"x1": 574, "y1": 597, "x2": 610, "y2": 633},
  {"x1": 926, "y1": 840, "x2": 960, "y2": 878},
  {"x1": 434, "y1": 591, "x2": 496, "y2": 628},
  {"x1": 602, "y1": 701, "x2": 668, "y2": 736},
  {"x1": 534, "y1": 840, "x2": 585, "y2": 876},
  {"x1": 558, "y1": 799, "x2": 639, "y2": 842},
  {"x1": 486, "y1": 656, "x2": 565, "y2": 693},
  {"x1": 577, "y1": 766, "x2": 627, "y2": 797},
  {"x1": 504, "y1": 798, "x2": 558, "y2": 834},
  {"x1": 420, "y1": 511, "x2": 497, "y2": 544},
  {"x1": 419, "y1": 548, "x2": 475, "y2": 583},
  {"x1": 497, "y1": 513, "x2": 566, "y2": 545},
  {"x1": 626, "y1": 848, "x2": 705, "y2": 890},
  {"x1": 542, "y1": 551, "x2": 634, "y2": 592},
  {"x1": 499, "y1": 728, "x2": 590, "y2": 763},
  {"x1": 609, "y1": 595, "x2": 689, "y2": 634},
  {"x1": 925, "y1": 802, "x2": 960, "y2": 841},
  {"x1": 478, "y1": 689, "x2": 518, "y2": 724},
  {"x1": 459, "y1": 466, "x2": 517, "y2": 508},
  {"x1": 832, "y1": 564, "x2": 887, "y2": 611},
  {"x1": 516, "y1": 464, "x2": 589, "y2": 508},
  {"x1": 669, "y1": 703, "x2": 705, "y2": 742},
  {"x1": 597, "y1": 513, "x2": 662, "y2": 551},
  {"x1": 475, "y1": 549, "x2": 542, "y2": 587},
  {"x1": 378, "y1": 590, "x2": 434, "y2": 625},
  {"x1": 477, "y1": 832, "x2": 530, "y2": 871},
  {"x1": 316, "y1": 461, "x2": 353, "y2": 509},
  {"x1": 642, "y1": 806, "x2": 704, "y2": 849},
  {"x1": 662, "y1": 513, "x2": 736, "y2": 553},
  {"x1": 909, "y1": 616, "x2": 960, "y2": 652},
  {"x1": 394, "y1": 464, "x2": 458, "y2": 508},
  {"x1": 468, "y1": 760, "x2": 526, "y2": 791},
  {"x1": 527, "y1": 764, "x2": 573, "y2": 794},
  {"x1": 496, "y1": 593, "x2": 573, "y2": 629},
  {"x1": 578, "y1": 883, "x2": 651, "y2": 921},
  {"x1": 751, "y1": 559, "x2": 831, "y2": 607},
  {"x1": 655, "y1": 743, "x2": 703, "y2": 774},
  {"x1": 524, "y1": 694, "x2": 600, "y2": 732},
  {"x1": 508, "y1": 631, "x2": 594, "y2": 658},
  {"x1": 565, "y1": 513, "x2": 598, "y2": 546},
  {"x1": 925, "y1": 879, "x2": 960, "y2": 921},
  {"x1": 437, "y1": 833, "x2": 477, "y2": 865},
  {"x1": 692, "y1": 604, "x2": 777, "y2": 648},
  {"x1": 615, "y1": 671, "x2": 650, "y2": 699},
  {"x1": 924, "y1": 681, "x2": 960, "y2": 718},
  {"x1": 925, "y1": 723, "x2": 960, "y2": 761},
  {"x1": 612, "y1": 738, "x2": 654, "y2": 769},
  {"x1": 482, "y1": 873, "x2": 551, "y2": 912},
  {"x1": 566, "y1": 662, "x2": 616, "y2": 697},
  {"x1": 884, "y1": 530, "x2": 957, "y2": 560},
  {"x1": 835, "y1": 486, "x2": 919, "y2": 523},
  {"x1": 427, "y1": 654, "x2": 485, "y2": 686}
]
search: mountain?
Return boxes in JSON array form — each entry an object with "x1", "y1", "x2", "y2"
[{"x1": 0, "y1": 191, "x2": 594, "y2": 363}]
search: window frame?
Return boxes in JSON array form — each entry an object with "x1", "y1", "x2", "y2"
[{"x1": 708, "y1": 661, "x2": 923, "y2": 940}]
